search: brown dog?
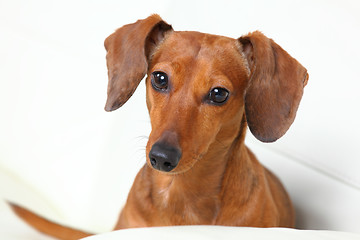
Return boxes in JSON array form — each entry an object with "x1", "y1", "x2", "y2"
[{"x1": 10, "y1": 14, "x2": 308, "y2": 239}]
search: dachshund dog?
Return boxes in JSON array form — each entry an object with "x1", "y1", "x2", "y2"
[{"x1": 10, "y1": 14, "x2": 308, "y2": 239}]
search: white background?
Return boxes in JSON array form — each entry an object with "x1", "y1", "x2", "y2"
[{"x1": 1, "y1": 0, "x2": 360, "y2": 236}]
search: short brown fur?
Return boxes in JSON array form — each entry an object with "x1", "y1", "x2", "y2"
[{"x1": 10, "y1": 14, "x2": 308, "y2": 239}]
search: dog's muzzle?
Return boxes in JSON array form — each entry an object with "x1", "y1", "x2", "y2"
[{"x1": 149, "y1": 142, "x2": 182, "y2": 172}]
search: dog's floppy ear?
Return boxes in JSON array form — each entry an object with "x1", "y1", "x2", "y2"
[
  {"x1": 104, "y1": 14, "x2": 173, "y2": 111},
  {"x1": 239, "y1": 31, "x2": 309, "y2": 142}
]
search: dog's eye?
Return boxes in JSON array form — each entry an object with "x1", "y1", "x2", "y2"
[
  {"x1": 208, "y1": 87, "x2": 229, "y2": 104},
  {"x1": 151, "y1": 71, "x2": 168, "y2": 91}
]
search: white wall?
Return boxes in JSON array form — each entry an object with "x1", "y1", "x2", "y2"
[{"x1": 0, "y1": 0, "x2": 360, "y2": 235}]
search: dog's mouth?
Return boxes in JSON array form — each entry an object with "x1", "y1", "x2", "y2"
[
  {"x1": 170, "y1": 155, "x2": 203, "y2": 174},
  {"x1": 147, "y1": 148, "x2": 203, "y2": 175}
]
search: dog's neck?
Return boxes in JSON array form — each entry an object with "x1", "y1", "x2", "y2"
[{"x1": 147, "y1": 114, "x2": 253, "y2": 224}]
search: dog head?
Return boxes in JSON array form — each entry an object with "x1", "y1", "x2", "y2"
[{"x1": 104, "y1": 15, "x2": 308, "y2": 173}]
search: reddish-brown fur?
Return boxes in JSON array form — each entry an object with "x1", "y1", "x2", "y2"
[{"x1": 10, "y1": 14, "x2": 308, "y2": 239}]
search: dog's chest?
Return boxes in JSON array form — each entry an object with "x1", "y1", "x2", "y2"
[{"x1": 155, "y1": 182, "x2": 219, "y2": 225}]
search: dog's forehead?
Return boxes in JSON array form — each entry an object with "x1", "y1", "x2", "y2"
[{"x1": 158, "y1": 31, "x2": 239, "y2": 60}]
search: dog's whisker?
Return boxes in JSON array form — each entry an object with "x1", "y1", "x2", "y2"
[{"x1": 134, "y1": 135, "x2": 149, "y2": 140}]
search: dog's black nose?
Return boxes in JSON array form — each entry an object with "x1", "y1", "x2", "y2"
[{"x1": 149, "y1": 142, "x2": 181, "y2": 172}]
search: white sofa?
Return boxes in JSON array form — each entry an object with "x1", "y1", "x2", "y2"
[{"x1": 1, "y1": 0, "x2": 360, "y2": 239}]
